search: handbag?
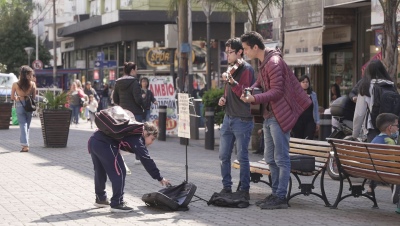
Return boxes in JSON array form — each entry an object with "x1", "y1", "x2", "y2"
[
  {"x1": 12, "y1": 102, "x2": 19, "y2": 125},
  {"x1": 17, "y1": 84, "x2": 36, "y2": 112},
  {"x1": 19, "y1": 95, "x2": 36, "y2": 112}
]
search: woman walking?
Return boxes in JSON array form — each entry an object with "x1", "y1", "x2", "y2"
[
  {"x1": 11, "y1": 65, "x2": 36, "y2": 152},
  {"x1": 68, "y1": 82, "x2": 85, "y2": 125}
]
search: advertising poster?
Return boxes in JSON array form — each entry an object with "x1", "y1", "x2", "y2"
[
  {"x1": 147, "y1": 76, "x2": 178, "y2": 135},
  {"x1": 178, "y1": 93, "x2": 190, "y2": 139}
]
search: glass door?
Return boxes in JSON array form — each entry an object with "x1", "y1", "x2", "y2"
[{"x1": 328, "y1": 49, "x2": 353, "y2": 102}]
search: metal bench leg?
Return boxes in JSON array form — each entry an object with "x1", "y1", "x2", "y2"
[
  {"x1": 319, "y1": 168, "x2": 331, "y2": 207},
  {"x1": 331, "y1": 173, "x2": 345, "y2": 209}
]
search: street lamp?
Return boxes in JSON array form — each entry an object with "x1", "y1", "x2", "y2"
[
  {"x1": 201, "y1": 0, "x2": 215, "y2": 90},
  {"x1": 24, "y1": 47, "x2": 34, "y2": 66}
]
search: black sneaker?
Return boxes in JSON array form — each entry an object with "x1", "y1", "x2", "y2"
[
  {"x1": 259, "y1": 195, "x2": 288, "y2": 209},
  {"x1": 255, "y1": 194, "x2": 275, "y2": 206},
  {"x1": 235, "y1": 190, "x2": 250, "y2": 200},
  {"x1": 220, "y1": 188, "x2": 232, "y2": 194},
  {"x1": 110, "y1": 202, "x2": 133, "y2": 213},
  {"x1": 94, "y1": 198, "x2": 110, "y2": 208},
  {"x1": 392, "y1": 185, "x2": 400, "y2": 204}
]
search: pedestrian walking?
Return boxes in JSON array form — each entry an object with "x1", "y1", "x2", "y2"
[
  {"x1": 86, "y1": 94, "x2": 98, "y2": 129},
  {"x1": 113, "y1": 62, "x2": 145, "y2": 122},
  {"x1": 10, "y1": 65, "x2": 36, "y2": 152},
  {"x1": 140, "y1": 77, "x2": 157, "y2": 122}
]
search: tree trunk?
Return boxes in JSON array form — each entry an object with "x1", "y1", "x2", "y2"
[{"x1": 380, "y1": 0, "x2": 399, "y2": 83}]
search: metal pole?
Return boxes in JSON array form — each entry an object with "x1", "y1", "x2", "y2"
[
  {"x1": 52, "y1": 0, "x2": 57, "y2": 86},
  {"x1": 36, "y1": 4, "x2": 39, "y2": 60},
  {"x1": 206, "y1": 14, "x2": 211, "y2": 90},
  {"x1": 28, "y1": 55, "x2": 30, "y2": 66}
]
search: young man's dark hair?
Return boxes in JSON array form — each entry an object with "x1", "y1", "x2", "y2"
[
  {"x1": 225, "y1": 38, "x2": 244, "y2": 57},
  {"x1": 376, "y1": 113, "x2": 399, "y2": 132},
  {"x1": 123, "y1": 62, "x2": 136, "y2": 75},
  {"x1": 240, "y1": 31, "x2": 265, "y2": 50}
]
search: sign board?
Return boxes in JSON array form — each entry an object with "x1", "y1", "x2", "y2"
[
  {"x1": 32, "y1": 60, "x2": 43, "y2": 70},
  {"x1": 178, "y1": 93, "x2": 190, "y2": 139},
  {"x1": 105, "y1": 60, "x2": 117, "y2": 68},
  {"x1": 96, "y1": 52, "x2": 105, "y2": 61},
  {"x1": 147, "y1": 76, "x2": 178, "y2": 135},
  {"x1": 283, "y1": 0, "x2": 323, "y2": 31},
  {"x1": 94, "y1": 60, "x2": 103, "y2": 68}
]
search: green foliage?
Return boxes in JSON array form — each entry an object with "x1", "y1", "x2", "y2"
[
  {"x1": 0, "y1": 0, "x2": 51, "y2": 74},
  {"x1": 202, "y1": 88, "x2": 225, "y2": 125},
  {"x1": 39, "y1": 91, "x2": 69, "y2": 110}
]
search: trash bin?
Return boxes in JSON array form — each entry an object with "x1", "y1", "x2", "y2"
[{"x1": 319, "y1": 113, "x2": 332, "y2": 141}]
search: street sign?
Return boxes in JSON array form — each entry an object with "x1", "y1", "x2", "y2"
[
  {"x1": 94, "y1": 60, "x2": 103, "y2": 68},
  {"x1": 32, "y1": 60, "x2": 43, "y2": 69},
  {"x1": 96, "y1": 52, "x2": 104, "y2": 61},
  {"x1": 107, "y1": 60, "x2": 117, "y2": 68}
]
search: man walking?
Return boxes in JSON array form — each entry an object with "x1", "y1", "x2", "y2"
[
  {"x1": 218, "y1": 38, "x2": 255, "y2": 199},
  {"x1": 240, "y1": 31, "x2": 311, "y2": 209}
]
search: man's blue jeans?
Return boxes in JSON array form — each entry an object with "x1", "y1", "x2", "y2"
[
  {"x1": 15, "y1": 101, "x2": 32, "y2": 147},
  {"x1": 263, "y1": 117, "x2": 291, "y2": 199},
  {"x1": 219, "y1": 115, "x2": 254, "y2": 191}
]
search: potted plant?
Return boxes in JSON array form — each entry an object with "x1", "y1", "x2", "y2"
[
  {"x1": 38, "y1": 90, "x2": 72, "y2": 148},
  {"x1": 202, "y1": 88, "x2": 224, "y2": 126}
]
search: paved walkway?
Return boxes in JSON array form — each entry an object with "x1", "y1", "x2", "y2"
[{"x1": 0, "y1": 118, "x2": 399, "y2": 225}]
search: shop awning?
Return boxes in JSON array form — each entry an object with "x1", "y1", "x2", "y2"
[
  {"x1": 34, "y1": 69, "x2": 82, "y2": 75},
  {"x1": 283, "y1": 27, "x2": 323, "y2": 66}
]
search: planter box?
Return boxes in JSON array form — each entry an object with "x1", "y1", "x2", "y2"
[
  {"x1": 40, "y1": 109, "x2": 72, "y2": 148},
  {"x1": 0, "y1": 102, "x2": 12, "y2": 129}
]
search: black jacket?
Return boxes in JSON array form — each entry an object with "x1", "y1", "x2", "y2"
[
  {"x1": 113, "y1": 75, "x2": 144, "y2": 115},
  {"x1": 142, "y1": 89, "x2": 156, "y2": 110}
]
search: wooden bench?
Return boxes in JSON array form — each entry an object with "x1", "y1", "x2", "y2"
[
  {"x1": 232, "y1": 138, "x2": 331, "y2": 206},
  {"x1": 328, "y1": 138, "x2": 400, "y2": 208}
]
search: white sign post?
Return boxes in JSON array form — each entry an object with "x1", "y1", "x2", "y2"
[{"x1": 178, "y1": 93, "x2": 191, "y2": 139}]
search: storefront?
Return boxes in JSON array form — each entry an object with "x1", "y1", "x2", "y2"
[{"x1": 58, "y1": 10, "x2": 247, "y2": 90}]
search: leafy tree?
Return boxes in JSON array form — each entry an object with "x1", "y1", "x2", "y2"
[
  {"x1": 0, "y1": 0, "x2": 51, "y2": 75},
  {"x1": 379, "y1": 0, "x2": 400, "y2": 82}
]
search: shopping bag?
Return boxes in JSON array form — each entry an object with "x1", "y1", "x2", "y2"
[{"x1": 12, "y1": 107, "x2": 19, "y2": 125}]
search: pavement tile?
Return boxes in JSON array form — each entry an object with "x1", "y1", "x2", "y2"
[{"x1": 0, "y1": 118, "x2": 399, "y2": 225}]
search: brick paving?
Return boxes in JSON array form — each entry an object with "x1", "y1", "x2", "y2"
[{"x1": 0, "y1": 117, "x2": 399, "y2": 225}]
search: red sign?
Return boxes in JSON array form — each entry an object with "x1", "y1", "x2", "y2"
[
  {"x1": 93, "y1": 69, "x2": 99, "y2": 80},
  {"x1": 32, "y1": 60, "x2": 43, "y2": 69},
  {"x1": 109, "y1": 70, "x2": 115, "y2": 80}
]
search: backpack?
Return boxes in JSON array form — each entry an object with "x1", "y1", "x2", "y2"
[
  {"x1": 207, "y1": 192, "x2": 250, "y2": 208},
  {"x1": 95, "y1": 106, "x2": 143, "y2": 139},
  {"x1": 142, "y1": 182, "x2": 197, "y2": 211},
  {"x1": 370, "y1": 83, "x2": 400, "y2": 128}
]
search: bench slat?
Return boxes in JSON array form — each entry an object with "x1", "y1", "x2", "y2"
[
  {"x1": 336, "y1": 148, "x2": 370, "y2": 159},
  {"x1": 335, "y1": 143, "x2": 368, "y2": 153},
  {"x1": 290, "y1": 137, "x2": 331, "y2": 146},
  {"x1": 336, "y1": 154, "x2": 372, "y2": 165},
  {"x1": 343, "y1": 166, "x2": 400, "y2": 184},
  {"x1": 289, "y1": 143, "x2": 331, "y2": 152},
  {"x1": 289, "y1": 148, "x2": 330, "y2": 158},
  {"x1": 340, "y1": 159, "x2": 375, "y2": 170}
]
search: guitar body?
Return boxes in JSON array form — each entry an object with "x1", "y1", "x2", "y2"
[{"x1": 250, "y1": 88, "x2": 263, "y2": 116}]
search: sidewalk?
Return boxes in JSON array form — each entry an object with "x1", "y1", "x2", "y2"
[{"x1": 0, "y1": 118, "x2": 399, "y2": 225}]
